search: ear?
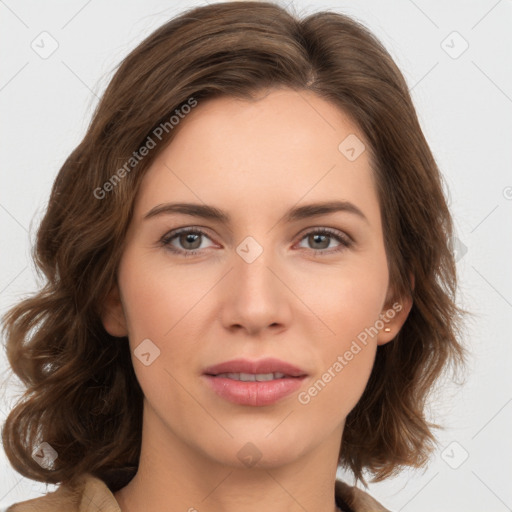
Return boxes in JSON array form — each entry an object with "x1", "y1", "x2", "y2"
[
  {"x1": 376, "y1": 272, "x2": 415, "y2": 346},
  {"x1": 101, "y1": 282, "x2": 129, "y2": 338}
]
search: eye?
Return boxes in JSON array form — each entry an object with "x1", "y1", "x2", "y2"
[
  {"x1": 295, "y1": 227, "x2": 353, "y2": 256},
  {"x1": 160, "y1": 226, "x2": 353, "y2": 257},
  {"x1": 160, "y1": 227, "x2": 215, "y2": 257}
]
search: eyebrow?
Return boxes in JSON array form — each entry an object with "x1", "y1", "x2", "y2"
[{"x1": 143, "y1": 200, "x2": 369, "y2": 225}]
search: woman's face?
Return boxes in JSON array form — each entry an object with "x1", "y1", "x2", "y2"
[{"x1": 103, "y1": 87, "x2": 411, "y2": 469}]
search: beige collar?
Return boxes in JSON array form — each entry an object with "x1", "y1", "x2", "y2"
[
  {"x1": 335, "y1": 479, "x2": 390, "y2": 511},
  {"x1": 7, "y1": 473, "x2": 389, "y2": 512}
]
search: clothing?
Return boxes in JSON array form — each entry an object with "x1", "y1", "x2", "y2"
[{"x1": 5, "y1": 473, "x2": 390, "y2": 512}]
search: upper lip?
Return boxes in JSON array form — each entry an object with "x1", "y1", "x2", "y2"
[{"x1": 203, "y1": 357, "x2": 308, "y2": 377}]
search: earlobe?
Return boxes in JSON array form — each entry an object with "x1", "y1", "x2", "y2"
[
  {"x1": 101, "y1": 283, "x2": 129, "y2": 338},
  {"x1": 377, "y1": 272, "x2": 415, "y2": 346}
]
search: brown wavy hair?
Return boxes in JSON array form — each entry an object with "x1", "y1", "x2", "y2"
[{"x1": 1, "y1": 0, "x2": 468, "y2": 491}]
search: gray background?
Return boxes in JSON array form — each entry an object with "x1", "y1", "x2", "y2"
[{"x1": 1, "y1": 1, "x2": 511, "y2": 510}]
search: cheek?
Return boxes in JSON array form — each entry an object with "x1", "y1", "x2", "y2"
[
  {"x1": 298, "y1": 318, "x2": 378, "y2": 425},
  {"x1": 118, "y1": 249, "x2": 205, "y2": 342},
  {"x1": 294, "y1": 260, "x2": 387, "y2": 414},
  {"x1": 295, "y1": 255, "x2": 388, "y2": 344},
  {"x1": 117, "y1": 250, "x2": 212, "y2": 396}
]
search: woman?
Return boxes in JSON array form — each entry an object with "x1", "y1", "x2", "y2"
[{"x1": 1, "y1": 2, "x2": 467, "y2": 511}]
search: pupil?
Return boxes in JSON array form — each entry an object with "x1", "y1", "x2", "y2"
[
  {"x1": 311, "y1": 234, "x2": 328, "y2": 249},
  {"x1": 183, "y1": 233, "x2": 200, "y2": 249}
]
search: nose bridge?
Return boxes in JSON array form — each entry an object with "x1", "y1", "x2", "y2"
[
  {"x1": 222, "y1": 232, "x2": 288, "y2": 332},
  {"x1": 233, "y1": 233, "x2": 278, "y2": 297}
]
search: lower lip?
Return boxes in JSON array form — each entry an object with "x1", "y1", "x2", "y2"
[{"x1": 202, "y1": 375, "x2": 306, "y2": 406}]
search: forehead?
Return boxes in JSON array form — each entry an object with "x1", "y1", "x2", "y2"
[{"x1": 133, "y1": 88, "x2": 380, "y2": 230}]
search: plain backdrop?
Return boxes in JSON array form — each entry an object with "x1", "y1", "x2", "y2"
[{"x1": 1, "y1": 1, "x2": 511, "y2": 511}]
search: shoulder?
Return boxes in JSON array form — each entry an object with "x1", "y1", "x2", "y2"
[
  {"x1": 5, "y1": 483, "x2": 80, "y2": 512},
  {"x1": 5, "y1": 473, "x2": 120, "y2": 512},
  {"x1": 335, "y1": 479, "x2": 391, "y2": 512}
]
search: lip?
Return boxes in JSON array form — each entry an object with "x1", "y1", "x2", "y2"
[
  {"x1": 203, "y1": 357, "x2": 308, "y2": 377},
  {"x1": 202, "y1": 357, "x2": 308, "y2": 407},
  {"x1": 203, "y1": 375, "x2": 306, "y2": 406}
]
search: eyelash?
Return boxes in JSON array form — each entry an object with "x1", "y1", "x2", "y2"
[{"x1": 159, "y1": 226, "x2": 353, "y2": 258}]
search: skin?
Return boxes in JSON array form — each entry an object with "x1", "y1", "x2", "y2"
[{"x1": 103, "y1": 87, "x2": 413, "y2": 512}]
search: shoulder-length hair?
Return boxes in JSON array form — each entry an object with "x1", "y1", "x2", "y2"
[{"x1": 1, "y1": 0, "x2": 468, "y2": 491}]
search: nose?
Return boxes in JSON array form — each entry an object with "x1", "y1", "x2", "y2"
[{"x1": 218, "y1": 243, "x2": 292, "y2": 336}]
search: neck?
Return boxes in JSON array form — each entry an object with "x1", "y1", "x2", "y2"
[{"x1": 114, "y1": 401, "x2": 344, "y2": 512}]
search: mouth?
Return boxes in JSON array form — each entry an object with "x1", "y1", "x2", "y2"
[
  {"x1": 203, "y1": 357, "x2": 308, "y2": 378},
  {"x1": 202, "y1": 358, "x2": 308, "y2": 406},
  {"x1": 210, "y1": 372, "x2": 298, "y2": 381}
]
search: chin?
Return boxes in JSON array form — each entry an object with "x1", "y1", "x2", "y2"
[{"x1": 199, "y1": 429, "x2": 313, "y2": 469}]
